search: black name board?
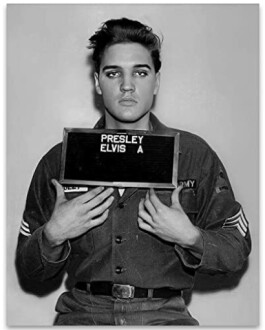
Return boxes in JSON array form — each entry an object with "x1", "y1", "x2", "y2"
[{"x1": 60, "y1": 128, "x2": 179, "y2": 189}]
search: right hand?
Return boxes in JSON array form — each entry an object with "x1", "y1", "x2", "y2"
[{"x1": 44, "y1": 179, "x2": 114, "y2": 246}]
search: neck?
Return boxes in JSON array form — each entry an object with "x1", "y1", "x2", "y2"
[{"x1": 105, "y1": 111, "x2": 151, "y2": 130}]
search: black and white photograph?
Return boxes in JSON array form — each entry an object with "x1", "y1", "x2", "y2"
[{"x1": 6, "y1": 3, "x2": 259, "y2": 326}]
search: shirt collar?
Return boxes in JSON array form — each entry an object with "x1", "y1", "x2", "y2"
[{"x1": 94, "y1": 112, "x2": 166, "y2": 132}]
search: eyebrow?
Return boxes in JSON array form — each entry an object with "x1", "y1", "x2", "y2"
[{"x1": 102, "y1": 64, "x2": 152, "y2": 71}]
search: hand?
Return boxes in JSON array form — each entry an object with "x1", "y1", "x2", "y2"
[
  {"x1": 44, "y1": 179, "x2": 114, "y2": 246},
  {"x1": 138, "y1": 187, "x2": 202, "y2": 251}
]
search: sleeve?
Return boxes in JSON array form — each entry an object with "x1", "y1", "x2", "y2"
[
  {"x1": 175, "y1": 148, "x2": 251, "y2": 273},
  {"x1": 15, "y1": 150, "x2": 71, "y2": 284}
]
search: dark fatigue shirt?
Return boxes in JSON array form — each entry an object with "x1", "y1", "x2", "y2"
[{"x1": 16, "y1": 114, "x2": 251, "y2": 291}]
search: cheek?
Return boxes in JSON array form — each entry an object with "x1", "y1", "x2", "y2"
[
  {"x1": 100, "y1": 81, "x2": 119, "y2": 95},
  {"x1": 141, "y1": 85, "x2": 156, "y2": 101},
  {"x1": 99, "y1": 84, "x2": 113, "y2": 98},
  {"x1": 141, "y1": 79, "x2": 157, "y2": 93},
  {"x1": 101, "y1": 89, "x2": 118, "y2": 107}
]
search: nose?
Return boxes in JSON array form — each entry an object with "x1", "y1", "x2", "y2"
[{"x1": 120, "y1": 74, "x2": 135, "y2": 92}]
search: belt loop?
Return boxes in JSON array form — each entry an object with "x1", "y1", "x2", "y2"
[
  {"x1": 86, "y1": 283, "x2": 90, "y2": 292},
  {"x1": 147, "y1": 289, "x2": 154, "y2": 298}
]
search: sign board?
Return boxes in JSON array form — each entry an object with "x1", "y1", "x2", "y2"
[{"x1": 60, "y1": 128, "x2": 179, "y2": 189}]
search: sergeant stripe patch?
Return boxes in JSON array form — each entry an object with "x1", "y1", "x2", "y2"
[
  {"x1": 222, "y1": 208, "x2": 248, "y2": 237},
  {"x1": 19, "y1": 219, "x2": 31, "y2": 237}
]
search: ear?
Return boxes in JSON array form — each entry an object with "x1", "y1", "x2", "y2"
[
  {"x1": 154, "y1": 71, "x2": 160, "y2": 95},
  {"x1": 94, "y1": 72, "x2": 102, "y2": 95}
]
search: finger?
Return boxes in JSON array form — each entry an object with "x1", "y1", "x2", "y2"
[
  {"x1": 149, "y1": 188, "x2": 165, "y2": 212},
  {"x1": 76, "y1": 186, "x2": 104, "y2": 204},
  {"x1": 51, "y1": 179, "x2": 66, "y2": 202},
  {"x1": 76, "y1": 186, "x2": 111, "y2": 204},
  {"x1": 88, "y1": 195, "x2": 114, "y2": 219},
  {"x1": 84, "y1": 187, "x2": 114, "y2": 210},
  {"x1": 137, "y1": 216, "x2": 154, "y2": 233},
  {"x1": 171, "y1": 185, "x2": 183, "y2": 209},
  {"x1": 138, "y1": 199, "x2": 154, "y2": 227},
  {"x1": 143, "y1": 191, "x2": 157, "y2": 216},
  {"x1": 89, "y1": 209, "x2": 109, "y2": 228}
]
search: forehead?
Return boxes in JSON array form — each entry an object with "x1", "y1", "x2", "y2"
[{"x1": 100, "y1": 43, "x2": 154, "y2": 70}]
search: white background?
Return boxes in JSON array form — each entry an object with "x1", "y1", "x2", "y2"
[{"x1": 6, "y1": 3, "x2": 259, "y2": 326}]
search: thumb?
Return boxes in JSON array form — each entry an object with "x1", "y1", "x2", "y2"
[
  {"x1": 51, "y1": 179, "x2": 66, "y2": 202},
  {"x1": 171, "y1": 185, "x2": 183, "y2": 209}
]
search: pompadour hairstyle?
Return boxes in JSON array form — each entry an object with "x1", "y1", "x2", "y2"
[{"x1": 88, "y1": 17, "x2": 162, "y2": 73}]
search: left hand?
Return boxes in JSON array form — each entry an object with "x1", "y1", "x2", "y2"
[{"x1": 138, "y1": 187, "x2": 202, "y2": 249}]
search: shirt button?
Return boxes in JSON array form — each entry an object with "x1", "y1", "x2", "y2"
[
  {"x1": 115, "y1": 236, "x2": 122, "y2": 244},
  {"x1": 115, "y1": 266, "x2": 123, "y2": 274}
]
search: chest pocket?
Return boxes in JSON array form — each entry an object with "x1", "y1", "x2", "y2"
[
  {"x1": 179, "y1": 188, "x2": 198, "y2": 223},
  {"x1": 157, "y1": 189, "x2": 198, "y2": 223},
  {"x1": 64, "y1": 190, "x2": 95, "y2": 255}
]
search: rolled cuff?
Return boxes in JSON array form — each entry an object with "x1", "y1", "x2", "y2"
[
  {"x1": 175, "y1": 246, "x2": 203, "y2": 269},
  {"x1": 38, "y1": 226, "x2": 71, "y2": 264}
]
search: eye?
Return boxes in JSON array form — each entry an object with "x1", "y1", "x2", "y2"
[
  {"x1": 134, "y1": 70, "x2": 148, "y2": 77},
  {"x1": 106, "y1": 71, "x2": 120, "y2": 78}
]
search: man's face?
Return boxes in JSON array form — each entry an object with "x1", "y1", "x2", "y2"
[{"x1": 94, "y1": 43, "x2": 160, "y2": 125}]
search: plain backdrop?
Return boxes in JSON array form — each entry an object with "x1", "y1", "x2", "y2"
[{"x1": 6, "y1": 4, "x2": 259, "y2": 326}]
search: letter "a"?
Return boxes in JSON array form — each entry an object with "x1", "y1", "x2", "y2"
[{"x1": 137, "y1": 146, "x2": 144, "y2": 154}]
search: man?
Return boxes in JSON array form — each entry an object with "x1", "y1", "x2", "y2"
[{"x1": 16, "y1": 18, "x2": 251, "y2": 325}]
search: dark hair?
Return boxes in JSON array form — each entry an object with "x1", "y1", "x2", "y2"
[{"x1": 88, "y1": 18, "x2": 162, "y2": 73}]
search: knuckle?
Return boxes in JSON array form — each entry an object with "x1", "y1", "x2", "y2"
[
  {"x1": 143, "y1": 200, "x2": 149, "y2": 208},
  {"x1": 97, "y1": 194, "x2": 105, "y2": 203},
  {"x1": 107, "y1": 196, "x2": 114, "y2": 206},
  {"x1": 156, "y1": 207, "x2": 163, "y2": 214},
  {"x1": 102, "y1": 199, "x2": 111, "y2": 209},
  {"x1": 86, "y1": 211, "x2": 93, "y2": 220},
  {"x1": 98, "y1": 205, "x2": 106, "y2": 214},
  {"x1": 85, "y1": 189, "x2": 98, "y2": 200},
  {"x1": 153, "y1": 214, "x2": 160, "y2": 222},
  {"x1": 138, "y1": 210, "x2": 145, "y2": 218}
]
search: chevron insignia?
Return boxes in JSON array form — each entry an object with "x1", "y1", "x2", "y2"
[
  {"x1": 20, "y1": 219, "x2": 31, "y2": 237},
  {"x1": 222, "y1": 208, "x2": 248, "y2": 237}
]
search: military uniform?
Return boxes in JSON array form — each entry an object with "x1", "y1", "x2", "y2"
[{"x1": 16, "y1": 114, "x2": 251, "y2": 325}]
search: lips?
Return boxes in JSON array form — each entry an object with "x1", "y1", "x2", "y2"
[{"x1": 119, "y1": 98, "x2": 137, "y2": 106}]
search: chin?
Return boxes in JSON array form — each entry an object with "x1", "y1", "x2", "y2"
[
  {"x1": 117, "y1": 115, "x2": 144, "y2": 123},
  {"x1": 105, "y1": 107, "x2": 150, "y2": 125}
]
